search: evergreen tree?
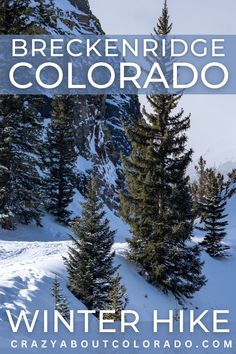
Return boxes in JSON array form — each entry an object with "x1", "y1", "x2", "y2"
[
  {"x1": 51, "y1": 277, "x2": 70, "y2": 320},
  {"x1": 227, "y1": 169, "x2": 236, "y2": 198},
  {"x1": 199, "y1": 168, "x2": 230, "y2": 257},
  {"x1": 45, "y1": 95, "x2": 77, "y2": 224},
  {"x1": 0, "y1": 0, "x2": 32, "y2": 34},
  {"x1": 192, "y1": 157, "x2": 209, "y2": 219},
  {"x1": 0, "y1": 0, "x2": 60, "y2": 230},
  {"x1": 107, "y1": 273, "x2": 128, "y2": 320},
  {"x1": 121, "y1": 1, "x2": 206, "y2": 300},
  {"x1": 64, "y1": 177, "x2": 118, "y2": 314},
  {"x1": 0, "y1": 96, "x2": 44, "y2": 229},
  {"x1": 0, "y1": 0, "x2": 57, "y2": 34}
]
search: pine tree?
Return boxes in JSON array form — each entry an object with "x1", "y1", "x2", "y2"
[
  {"x1": 64, "y1": 176, "x2": 118, "y2": 314},
  {"x1": 0, "y1": 0, "x2": 58, "y2": 34},
  {"x1": 121, "y1": 1, "x2": 206, "y2": 300},
  {"x1": 199, "y1": 169, "x2": 230, "y2": 258},
  {"x1": 192, "y1": 157, "x2": 209, "y2": 219},
  {"x1": 51, "y1": 277, "x2": 70, "y2": 320},
  {"x1": 0, "y1": 0, "x2": 60, "y2": 230},
  {"x1": 0, "y1": 0, "x2": 32, "y2": 34},
  {"x1": 227, "y1": 169, "x2": 236, "y2": 198},
  {"x1": 0, "y1": 0, "x2": 58, "y2": 35},
  {"x1": 107, "y1": 273, "x2": 128, "y2": 320},
  {"x1": 0, "y1": 96, "x2": 44, "y2": 229},
  {"x1": 45, "y1": 95, "x2": 77, "y2": 224}
]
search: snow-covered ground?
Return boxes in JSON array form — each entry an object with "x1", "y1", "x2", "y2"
[{"x1": 0, "y1": 195, "x2": 235, "y2": 353}]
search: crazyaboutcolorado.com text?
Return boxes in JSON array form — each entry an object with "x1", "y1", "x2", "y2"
[{"x1": 10, "y1": 338, "x2": 233, "y2": 350}]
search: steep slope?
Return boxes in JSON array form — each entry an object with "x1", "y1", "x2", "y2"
[
  {"x1": 0, "y1": 196, "x2": 235, "y2": 353},
  {"x1": 1, "y1": 0, "x2": 139, "y2": 211},
  {"x1": 52, "y1": 0, "x2": 104, "y2": 35},
  {"x1": 46, "y1": 0, "x2": 140, "y2": 210}
]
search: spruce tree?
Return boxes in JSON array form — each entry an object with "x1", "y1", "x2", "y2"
[
  {"x1": 227, "y1": 169, "x2": 236, "y2": 198},
  {"x1": 121, "y1": 1, "x2": 206, "y2": 300},
  {"x1": 64, "y1": 177, "x2": 118, "y2": 314},
  {"x1": 0, "y1": 0, "x2": 32, "y2": 34},
  {"x1": 0, "y1": 96, "x2": 44, "y2": 229},
  {"x1": 107, "y1": 273, "x2": 128, "y2": 320},
  {"x1": 0, "y1": 0, "x2": 60, "y2": 230},
  {"x1": 51, "y1": 277, "x2": 70, "y2": 320},
  {"x1": 45, "y1": 95, "x2": 77, "y2": 224},
  {"x1": 0, "y1": 0, "x2": 57, "y2": 35},
  {"x1": 192, "y1": 157, "x2": 209, "y2": 219},
  {"x1": 199, "y1": 168, "x2": 230, "y2": 257}
]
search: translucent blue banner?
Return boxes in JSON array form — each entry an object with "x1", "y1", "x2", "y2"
[{"x1": 0, "y1": 35, "x2": 235, "y2": 95}]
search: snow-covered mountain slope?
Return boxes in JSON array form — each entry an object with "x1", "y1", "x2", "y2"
[
  {"x1": 0, "y1": 194, "x2": 235, "y2": 354},
  {"x1": 0, "y1": 1, "x2": 235, "y2": 353},
  {"x1": 11, "y1": 0, "x2": 140, "y2": 210},
  {"x1": 47, "y1": 0, "x2": 140, "y2": 210}
]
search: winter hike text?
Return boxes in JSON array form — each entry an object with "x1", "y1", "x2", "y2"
[{"x1": 6, "y1": 310, "x2": 230, "y2": 334}]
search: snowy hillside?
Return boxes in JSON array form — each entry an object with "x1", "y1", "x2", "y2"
[
  {"x1": 0, "y1": 193, "x2": 235, "y2": 353},
  {"x1": 8, "y1": 0, "x2": 140, "y2": 210},
  {"x1": 0, "y1": 1, "x2": 235, "y2": 354},
  {"x1": 48, "y1": 0, "x2": 140, "y2": 210}
]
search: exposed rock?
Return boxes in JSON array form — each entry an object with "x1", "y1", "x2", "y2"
[
  {"x1": 4, "y1": 0, "x2": 140, "y2": 210},
  {"x1": 50, "y1": 0, "x2": 141, "y2": 210}
]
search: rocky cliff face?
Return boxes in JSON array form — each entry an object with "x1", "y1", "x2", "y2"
[
  {"x1": 49, "y1": 0, "x2": 140, "y2": 209},
  {"x1": 5, "y1": 0, "x2": 140, "y2": 210},
  {"x1": 53, "y1": 0, "x2": 104, "y2": 35}
]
